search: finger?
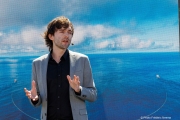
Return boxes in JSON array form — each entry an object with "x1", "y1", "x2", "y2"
[
  {"x1": 24, "y1": 88, "x2": 33, "y2": 99},
  {"x1": 32, "y1": 80, "x2": 36, "y2": 90},
  {"x1": 77, "y1": 78, "x2": 80, "y2": 84},
  {"x1": 27, "y1": 96, "x2": 31, "y2": 99},
  {"x1": 76, "y1": 76, "x2": 79, "y2": 81},
  {"x1": 29, "y1": 95, "x2": 34, "y2": 100},
  {"x1": 73, "y1": 75, "x2": 77, "y2": 80},
  {"x1": 26, "y1": 93, "x2": 32, "y2": 97},
  {"x1": 24, "y1": 88, "x2": 27, "y2": 92},
  {"x1": 24, "y1": 88, "x2": 30, "y2": 93},
  {"x1": 67, "y1": 75, "x2": 71, "y2": 81},
  {"x1": 74, "y1": 75, "x2": 79, "y2": 82},
  {"x1": 76, "y1": 76, "x2": 80, "y2": 86},
  {"x1": 26, "y1": 91, "x2": 31, "y2": 95}
]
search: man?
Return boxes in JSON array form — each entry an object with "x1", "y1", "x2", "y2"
[{"x1": 24, "y1": 16, "x2": 97, "y2": 120}]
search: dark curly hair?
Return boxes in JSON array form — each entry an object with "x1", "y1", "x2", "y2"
[{"x1": 43, "y1": 16, "x2": 74, "y2": 51}]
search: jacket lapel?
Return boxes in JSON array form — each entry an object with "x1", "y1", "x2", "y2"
[
  {"x1": 69, "y1": 50, "x2": 76, "y2": 95},
  {"x1": 69, "y1": 50, "x2": 76, "y2": 78},
  {"x1": 41, "y1": 54, "x2": 50, "y2": 100}
]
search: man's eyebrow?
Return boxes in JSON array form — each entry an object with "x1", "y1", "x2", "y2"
[
  {"x1": 58, "y1": 29, "x2": 65, "y2": 32},
  {"x1": 57, "y1": 28, "x2": 72, "y2": 33},
  {"x1": 59, "y1": 28, "x2": 65, "y2": 30}
]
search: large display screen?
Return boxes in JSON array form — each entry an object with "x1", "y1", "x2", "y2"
[{"x1": 0, "y1": 0, "x2": 179, "y2": 120}]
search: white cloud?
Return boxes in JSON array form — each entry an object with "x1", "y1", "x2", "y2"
[
  {"x1": 1, "y1": 33, "x2": 21, "y2": 45},
  {"x1": 113, "y1": 35, "x2": 155, "y2": 50},
  {"x1": 0, "y1": 32, "x2": 3, "y2": 36},
  {"x1": 73, "y1": 24, "x2": 123, "y2": 44},
  {"x1": 137, "y1": 40, "x2": 153, "y2": 49},
  {"x1": 73, "y1": 25, "x2": 157, "y2": 51},
  {"x1": 72, "y1": 26, "x2": 88, "y2": 44},
  {"x1": 0, "y1": 26, "x2": 46, "y2": 54},
  {"x1": 0, "y1": 49, "x2": 7, "y2": 54},
  {"x1": 95, "y1": 41, "x2": 109, "y2": 49},
  {"x1": 0, "y1": 23, "x2": 178, "y2": 54},
  {"x1": 120, "y1": 35, "x2": 132, "y2": 49},
  {"x1": 5, "y1": 26, "x2": 44, "y2": 45},
  {"x1": 21, "y1": 26, "x2": 44, "y2": 44}
]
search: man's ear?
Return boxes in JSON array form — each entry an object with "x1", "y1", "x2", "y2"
[{"x1": 48, "y1": 34, "x2": 54, "y2": 41}]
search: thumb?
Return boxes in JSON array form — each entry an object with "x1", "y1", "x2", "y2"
[
  {"x1": 67, "y1": 75, "x2": 71, "y2": 81},
  {"x1": 32, "y1": 80, "x2": 36, "y2": 90}
]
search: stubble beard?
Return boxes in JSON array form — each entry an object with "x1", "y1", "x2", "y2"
[{"x1": 54, "y1": 41, "x2": 70, "y2": 50}]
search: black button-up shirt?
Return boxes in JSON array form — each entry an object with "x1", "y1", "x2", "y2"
[{"x1": 46, "y1": 50, "x2": 73, "y2": 120}]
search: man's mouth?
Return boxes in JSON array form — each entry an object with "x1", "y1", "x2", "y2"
[{"x1": 62, "y1": 40, "x2": 69, "y2": 43}]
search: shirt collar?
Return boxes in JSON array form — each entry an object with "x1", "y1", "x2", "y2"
[
  {"x1": 62, "y1": 49, "x2": 69, "y2": 60},
  {"x1": 50, "y1": 49, "x2": 69, "y2": 61}
]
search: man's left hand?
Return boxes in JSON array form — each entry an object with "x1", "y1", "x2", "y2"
[{"x1": 67, "y1": 75, "x2": 81, "y2": 93}]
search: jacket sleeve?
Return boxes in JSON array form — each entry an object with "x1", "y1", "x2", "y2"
[
  {"x1": 74, "y1": 56, "x2": 97, "y2": 102},
  {"x1": 29, "y1": 61, "x2": 42, "y2": 107}
]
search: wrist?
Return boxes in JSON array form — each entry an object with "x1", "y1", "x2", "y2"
[
  {"x1": 75, "y1": 87, "x2": 80, "y2": 93},
  {"x1": 32, "y1": 95, "x2": 39, "y2": 101},
  {"x1": 74, "y1": 86, "x2": 81, "y2": 95}
]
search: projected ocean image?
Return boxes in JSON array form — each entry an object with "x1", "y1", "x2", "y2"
[{"x1": 0, "y1": 52, "x2": 179, "y2": 120}]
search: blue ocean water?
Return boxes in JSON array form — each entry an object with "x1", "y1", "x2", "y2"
[{"x1": 0, "y1": 52, "x2": 180, "y2": 120}]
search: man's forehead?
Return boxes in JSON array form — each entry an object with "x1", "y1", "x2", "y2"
[{"x1": 59, "y1": 26, "x2": 72, "y2": 31}]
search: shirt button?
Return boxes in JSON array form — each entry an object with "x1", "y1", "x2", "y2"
[
  {"x1": 57, "y1": 108, "x2": 59, "y2": 110},
  {"x1": 58, "y1": 96, "x2": 60, "y2": 98},
  {"x1": 58, "y1": 74, "x2": 60, "y2": 76},
  {"x1": 58, "y1": 85, "x2": 61, "y2": 87}
]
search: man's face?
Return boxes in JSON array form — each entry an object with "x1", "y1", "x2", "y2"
[{"x1": 50, "y1": 26, "x2": 73, "y2": 50}]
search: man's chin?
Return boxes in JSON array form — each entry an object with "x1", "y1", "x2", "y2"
[{"x1": 58, "y1": 45, "x2": 70, "y2": 50}]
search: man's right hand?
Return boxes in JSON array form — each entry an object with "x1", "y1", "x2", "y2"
[{"x1": 24, "y1": 80, "x2": 38, "y2": 101}]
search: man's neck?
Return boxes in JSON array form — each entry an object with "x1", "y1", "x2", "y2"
[{"x1": 52, "y1": 48, "x2": 66, "y2": 63}]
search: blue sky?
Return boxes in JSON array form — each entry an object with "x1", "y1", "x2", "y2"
[{"x1": 0, "y1": 0, "x2": 178, "y2": 55}]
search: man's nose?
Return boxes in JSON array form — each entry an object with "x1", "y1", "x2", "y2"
[{"x1": 64, "y1": 32, "x2": 69, "y2": 37}]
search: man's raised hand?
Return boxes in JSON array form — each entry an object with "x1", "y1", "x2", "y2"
[
  {"x1": 24, "y1": 80, "x2": 38, "y2": 101},
  {"x1": 67, "y1": 75, "x2": 81, "y2": 93}
]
